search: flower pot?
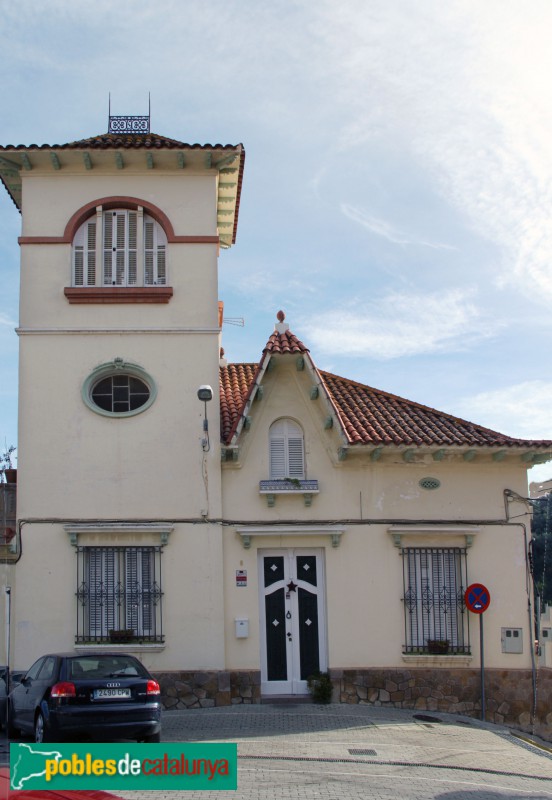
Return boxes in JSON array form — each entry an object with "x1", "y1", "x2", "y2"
[
  {"x1": 109, "y1": 629, "x2": 134, "y2": 643},
  {"x1": 427, "y1": 640, "x2": 450, "y2": 655},
  {"x1": 4, "y1": 469, "x2": 16, "y2": 484}
]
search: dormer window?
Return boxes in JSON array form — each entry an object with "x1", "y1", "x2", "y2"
[
  {"x1": 72, "y1": 209, "x2": 167, "y2": 288},
  {"x1": 269, "y1": 419, "x2": 305, "y2": 479}
]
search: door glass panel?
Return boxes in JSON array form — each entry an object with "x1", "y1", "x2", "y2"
[
  {"x1": 265, "y1": 588, "x2": 287, "y2": 681},
  {"x1": 264, "y1": 556, "x2": 284, "y2": 587},
  {"x1": 298, "y1": 587, "x2": 320, "y2": 680},
  {"x1": 296, "y1": 555, "x2": 317, "y2": 586}
]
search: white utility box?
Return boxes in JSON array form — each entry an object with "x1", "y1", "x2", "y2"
[{"x1": 235, "y1": 618, "x2": 249, "y2": 638}]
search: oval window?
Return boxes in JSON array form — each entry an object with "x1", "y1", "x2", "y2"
[
  {"x1": 91, "y1": 375, "x2": 150, "y2": 413},
  {"x1": 83, "y1": 359, "x2": 157, "y2": 418}
]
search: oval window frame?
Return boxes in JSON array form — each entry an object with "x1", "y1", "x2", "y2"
[{"x1": 82, "y1": 358, "x2": 157, "y2": 418}]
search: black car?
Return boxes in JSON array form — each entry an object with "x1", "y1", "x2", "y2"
[{"x1": 7, "y1": 652, "x2": 162, "y2": 743}]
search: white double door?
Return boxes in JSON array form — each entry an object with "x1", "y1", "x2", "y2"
[{"x1": 259, "y1": 549, "x2": 327, "y2": 695}]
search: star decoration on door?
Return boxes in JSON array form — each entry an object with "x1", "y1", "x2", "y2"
[{"x1": 286, "y1": 580, "x2": 297, "y2": 593}]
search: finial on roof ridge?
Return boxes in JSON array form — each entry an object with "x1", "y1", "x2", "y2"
[{"x1": 275, "y1": 310, "x2": 289, "y2": 334}]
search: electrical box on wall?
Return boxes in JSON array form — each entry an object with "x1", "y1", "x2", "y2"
[
  {"x1": 542, "y1": 628, "x2": 551, "y2": 640},
  {"x1": 501, "y1": 627, "x2": 523, "y2": 653},
  {"x1": 235, "y1": 618, "x2": 249, "y2": 638}
]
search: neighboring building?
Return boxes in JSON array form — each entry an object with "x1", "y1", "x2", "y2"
[
  {"x1": 530, "y1": 478, "x2": 552, "y2": 498},
  {"x1": 1, "y1": 121, "x2": 552, "y2": 736}
]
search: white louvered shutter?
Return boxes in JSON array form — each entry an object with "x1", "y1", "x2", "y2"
[
  {"x1": 144, "y1": 220, "x2": 154, "y2": 285},
  {"x1": 125, "y1": 549, "x2": 139, "y2": 633},
  {"x1": 141, "y1": 550, "x2": 153, "y2": 634},
  {"x1": 73, "y1": 220, "x2": 96, "y2": 286},
  {"x1": 270, "y1": 435, "x2": 286, "y2": 478},
  {"x1": 127, "y1": 211, "x2": 137, "y2": 285},
  {"x1": 144, "y1": 216, "x2": 167, "y2": 285},
  {"x1": 269, "y1": 419, "x2": 305, "y2": 479},
  {"x1": 288, "y1": 431, "x2": 304, "y2": 477},
  {"x1": 88, "y1": 549, "x2": 103, "y2": 638},
  {"x1": 115, "y1": 212, "x2": 126, "y2": 285},
  {"x1": 103, "y1": 210, "x2": 138, "y2": 285},
  {"x1": 88, "y1": 548, "x2": 116, "y2": 638},
  {"x1": 103, "y1": 212, "x2": 114, "y2": 284}
]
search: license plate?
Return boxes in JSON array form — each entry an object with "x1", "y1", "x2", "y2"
[{"x1": 94, "y1": 688, "x2": 131, "y2": 699}]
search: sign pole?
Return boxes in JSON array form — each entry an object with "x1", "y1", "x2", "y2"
[
  {"x1": 479, "y1": 613, "x2": 485, "y2": 721},
  {"x1": 464, "y1": 583, "x2": 491, "y2": 724}
]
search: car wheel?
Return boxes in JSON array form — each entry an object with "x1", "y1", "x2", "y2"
[
  {"x1": 35, "y1": 711, "x2": 53, "y2": 743},
  {"x1": 141, "y1": 732, "x2": 161, "y2": 743}
]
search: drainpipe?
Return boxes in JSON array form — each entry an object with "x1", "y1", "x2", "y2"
[{"x1": 4, "y1": 586, "x2": 11, "y2": 693}]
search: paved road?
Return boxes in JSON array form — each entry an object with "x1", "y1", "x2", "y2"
[
  {"x1": 3, "y1": 704, "x2": 552, "y2": 799},
  {"x1": 128, "y1": 704, "x2": 552, "y2": 800}
]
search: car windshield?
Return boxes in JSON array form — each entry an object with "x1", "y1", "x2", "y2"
[{"x1": 67, "y1": 656, "x2": 146, "y2": 679}]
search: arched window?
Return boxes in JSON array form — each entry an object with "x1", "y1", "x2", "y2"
[
  {"x1": 269, "y1": 419, "x2": 305, "y2": 479},
  {"x1": 73, "y1": 209, "x2": 167, "y2": 287}
]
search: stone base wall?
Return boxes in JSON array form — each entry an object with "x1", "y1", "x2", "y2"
[
  {"x1": 154, "y1": 665, "x2": 552, "y2": 742},
  {"x1": 332, "y1": 667, "x2": 552, "y2": 741},
  {"x1": 155, "y1": 670, "x2": 261, "y2": 709}
]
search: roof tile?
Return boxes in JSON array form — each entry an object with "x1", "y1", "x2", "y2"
[
  {"x1": 263, "y1": 330, "x2": 309, "y2": 355},
  {"x1": 219, "y1": 325, "x2": 552, "y2": 451},
  {"x1": 0, "y1": 134, "x2": 243, "y2": 151},
  {"x1": 219, "y1": 363, "x2": 258, "y2": 444}
]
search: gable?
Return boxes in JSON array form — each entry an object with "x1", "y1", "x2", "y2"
[{"x1": 219, "y1": 323, "x2": 552, "y2": 466}]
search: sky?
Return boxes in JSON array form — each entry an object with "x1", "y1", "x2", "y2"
[{"x1": 0, "y1": 0, "x2": 551, "y2": 484}]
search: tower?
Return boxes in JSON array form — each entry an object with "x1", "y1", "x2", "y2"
[{"x1": 0, "y1": 119, "x2": 245, "y2": 669}]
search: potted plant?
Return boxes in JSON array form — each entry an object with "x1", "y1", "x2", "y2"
[
  {"x1": 109, "y1": 629, "x2": 135, "y2": 643},
  {"x1": 307, "y1": 671, "x2": 333, "y2": 703},
  {"x1": 427, "y1": 639, "x2": 450, "y2": 655},
  {"x1": 0, "y1": 445, "x2": 16, "y2": 483}
]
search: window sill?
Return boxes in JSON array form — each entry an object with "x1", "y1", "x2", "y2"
[
  {"x1": 259, "y1": 479, "x2": 319, "y2": 507},
  {"x1": 75, "y1": 643, "x2": 166, "y2": 653},
  {"x1": 402, "y1": 654, "x2": 473, "y2": 666},
  {"x1": 64, "y1": 287, "x2": 173, "y2": 304}
]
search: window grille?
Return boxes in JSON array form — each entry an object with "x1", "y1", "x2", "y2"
[
  {"x1": 402, "y1": 547, "x2": 470, "y2": 655},
  {"x1": 76, "y1": 546, "x2": 163, "y2": 644}
]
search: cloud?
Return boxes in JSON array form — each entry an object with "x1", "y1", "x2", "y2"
[
  {"x1": 308, "y1": 1, "x2": 552, "y2": 304},
  {"x1": 340, "y1": 204, "x2": 456, "y2": 250},
  {"x1": 302, "y1": 288, "x2": 497, "y2": 359},
  {"x1": 0, "y1": 313, "x2": 16, "y2": 328},
  {"x1": 456, "y1": 381, "x2": 552, "y2": 442}
]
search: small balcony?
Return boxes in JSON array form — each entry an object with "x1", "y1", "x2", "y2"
[
  {"x1": 0, "y1": 482, "x2": 18, "y2": 561},
  {"x1": 259, "y1": 479, "x2": 319, "y2": 507}
]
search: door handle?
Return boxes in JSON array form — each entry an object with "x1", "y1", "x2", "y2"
[{"x1": 287, "y1": 632, "x2": 292, "y2": 641}]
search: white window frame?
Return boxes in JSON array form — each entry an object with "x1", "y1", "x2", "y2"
[
  {"x1": 72, "y1": 208, "x2": 168, "y2": 288},
  {"x1": 269, "y1": 419, "x2": 305, "y2": 480}
]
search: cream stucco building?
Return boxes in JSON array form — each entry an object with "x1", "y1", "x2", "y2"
[{"x1": 1, "y1": 122, "x2": 551, "y2": 733}]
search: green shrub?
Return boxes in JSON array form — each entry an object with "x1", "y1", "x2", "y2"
[{"x1": 307, "y1": 671, "x2": 333, "y2": 703}]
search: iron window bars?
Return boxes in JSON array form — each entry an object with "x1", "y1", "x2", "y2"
[
  {"x1": 402, "y1": 547, "x2": 470, "y2": 655},
  {"x1": 76, "y1": 546, "x2": 163, "y2": 644}
]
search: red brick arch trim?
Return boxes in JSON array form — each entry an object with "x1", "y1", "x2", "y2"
[{"x1": 18, "y1": 196, "x2": 219, "y2": 245}]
